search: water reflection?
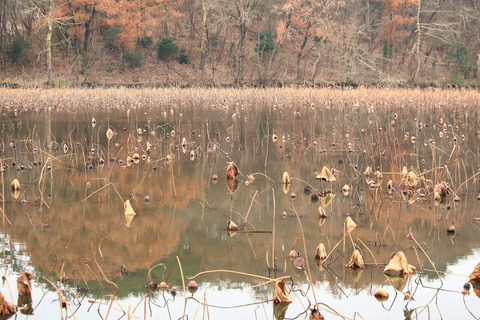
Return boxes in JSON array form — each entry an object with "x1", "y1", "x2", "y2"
[{"x1": 0, "y1": 89, "x2": 478, "y2": 319}]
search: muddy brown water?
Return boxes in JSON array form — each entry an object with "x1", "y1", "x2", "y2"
[{"x1": 0, "y1": 88, "x2": 478, "y2": 319}]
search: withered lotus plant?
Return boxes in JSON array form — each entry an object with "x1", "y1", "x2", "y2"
[
  {"x1": 17, "y1": 272, "x2": 33, "y2": 296},
  {"x1": 273, "y1": 280, "x2": 291, "y2": 304},
  {"x1": 124, "y1": 200, "x2": 137, "y2": 227},
  {"x1": 288, "y1": 250, "x2": 298, "y2": 260},
  {"x1": 346, "y1": 249, "x2": 365, "y2": 269},
  {"x1": 226, "y1": 162, "x2": 239, "y2": 180},
  {"x1": 433, "y1": 181, "x2": 449, "y2": 202},
  {"x1": 405, "y1": 171, "x2": 418, "y2": 189},
  {"x1": 315, "y1": 243, "x2": 327, "y2": 260},
  {"x1": 317, "y1": 207, "x2": 327, "y2": 218},
  {"x1": 10, "y1": 179, "x2": 20, "y2": 191},
  {"x1": 363, "y1": 166, "x2": 373, "y2": 177},
  {"x1": 0, "y1": 291, "x2": 16, "y2": 318},
  {"x1": 319, "y1": 192, "x2": 335, "y2": 208},
  {"x1": 384, "y1": 251, "x2": 416, "y2": 276},
  {"x1": 342, "y1": 184, "x2": 350, "y2": 196},
  {"x1": 226, "y1": 221, "x2": 239, "y2": 231},
  {"x1": 282, "y1": 171, "x2": 290, "y2": 185},
  {"x1": 387, "y1": 180, "x2": 395, "y2": 195},
  {"x1": 309, "y1": 307, "x2": 324, "y2": 320},
  {"x1": 345, "y1": 216, "x2": 357, "y2": 233},
  {"x1": 315, "y1": 166, "x2": 336, "y2": 182},
  {"x1": 106, "y1": 128, "x2": 114, "y2": 140},
  {"x1": 469, "y1": 262, "x2": 480, "y2": 282}
]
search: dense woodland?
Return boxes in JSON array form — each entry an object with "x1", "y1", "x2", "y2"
[{"x1": 0, "y1": 0, "x2": 479, "y2": 87}]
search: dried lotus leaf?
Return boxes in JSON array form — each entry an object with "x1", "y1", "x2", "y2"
[
  {"x1": 273, "y1": 280, "x2": 292, "y2": 304},
  {"x1": 106, "y1": 128, "x2": 114, "y2": 140},
  {"x1": 282, "y1": 171, "x2": 290, "y2": 185},
  {"x1": 10, "y1": 179, "x2": 21, "y2": 190},
  {"x1": 315, "y1": 243, "x2": 327, "y2": 260},
  {"x1": 226, "y1": 162, "x2": 239, "y2": 180},
  {"x1": 346, "y1": 249, "x2": 365, "y2": 269},
  {"x1": 384, "y1": 251, "x2": 416, "y2": 275},
  {"x1": 469, "y1": 262, "x2": 480, "y2": 282},
  {"x1": 316, "y1": 166, "x2": 336, "y2": 182},
  {"x1": 345, "y1": 216, "x2": 357, "y2": 233}
]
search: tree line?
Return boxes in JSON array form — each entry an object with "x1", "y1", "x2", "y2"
[{"x1": 1, "y1": 0, "x2": 479, "y2": 87}]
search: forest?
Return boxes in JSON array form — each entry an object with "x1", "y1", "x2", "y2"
[{"x1": 0, "y1": 0, "x2": 479, "y2": 87}]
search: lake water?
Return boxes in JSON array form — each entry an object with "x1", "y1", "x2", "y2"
[{"x1": 0, "y1": 88, "x2": 479, "y2": 319}]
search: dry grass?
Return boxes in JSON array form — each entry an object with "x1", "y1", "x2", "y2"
[{"x1": 0, "y1": 87, "x2": 479, "y2": 113}]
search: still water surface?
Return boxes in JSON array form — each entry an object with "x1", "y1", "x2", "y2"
[{"x1": 0, "y1": 88, "x2": 478, "y2": 319}]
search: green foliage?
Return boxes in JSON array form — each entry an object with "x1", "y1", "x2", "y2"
[
  {"x1": 138, "y1": 36, "x2": 153, "y2": 48},
  {"x1": 7, "y1": 36, "x2": 29, "y2": 64},
  {"x1": 105, "y1": 27, "x2": 121, "y2": 49},
  {"x1": 123, "y1": 51, "x2": 144, "y2": 68},
  {"x1": 450, "y1": 72, "x2": 466, "y2": 88},
  {"x1": 254, "y1": 31, "x2": 275, "y2": 58},
  {"x1": 445, "y1": 40, "x2": 476, "y2": 77},
  {"x1": 208, "y1": 34, "x2": 220, "y2": 48},
  {"x1": 382, "y1": 40, "x2": 392, "y2": 60},
  {"x1": 176, "y1": 48, "x2": 189, "y2": 64},
  {"x1": 55, "y1": 79, "x2": 71, "y2": 87},
  {"x1": 156, "y1": 38, "x2": 178, "y2": 61}
]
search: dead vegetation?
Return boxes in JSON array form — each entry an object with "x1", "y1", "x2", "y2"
[{"x1": 0, "y1": 87, "x2": 478, "y2": 319}]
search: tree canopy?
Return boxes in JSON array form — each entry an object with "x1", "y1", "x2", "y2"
[{"x1": 0, "y1": 0, "x2": 479, "y2": 87}]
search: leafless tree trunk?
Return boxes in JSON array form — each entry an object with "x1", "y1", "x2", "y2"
[
  {"x1": 199, "y1": 0, "x2": 207, "y2": 71},
  {"x1": 46, "y1": 4, "x2": 53, "y2": 87},
  {"x1": 414, "y1": 0, "x2": 422, "y2": 82}
]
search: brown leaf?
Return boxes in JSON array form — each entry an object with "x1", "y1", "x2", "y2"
[
  {"x1": 106, "y1": 128, "x2": 114, "y2": 140},
  {"x1": 363, "y1": 166, "x2": 373, "y2": 177},
  {"x1": 315, "y1": 243, "x2": 326, "y2": 260},
  {"x1": 387, "y1": 180, "x2": 395, "y2": 194},
  {"x1": 345, "y1": 216, "x2": 357, "y2": 233},
  {"x1": 320, "y1": 192, "x2": 335, "y2": 207},
  {"x1": 434, "y1": 181, "x2": 449, "y2": 202},
  {"x1": 0, "y1": 291, "x2": 16, "y2": 317},
  {"x1": 405, "y1": 171, "x2": 417, "y2": 188},
  {"x1": 309, "y1": 307, "x2": 324, "y2": 320},
  {"x1": 315, "y1": 166, "x2": 336, "y2": 182},
  {"x1": 226, "y1": 221, "x2": 239, "y2": 231},
  {"x1": 384, "y1": 251, "x2": 416, "y2": 275},
  {"x1": 273, "y1": 280, "x2": 291, "y2": 304},
  {"x1": 288, "y1": 250, "x2": 298, "y2": 260},
  {"x1": 16, "y1": 272, "x2": 32, "y2": 296},
  {"x1": 282, "y1": 171, "x2": 290, "y2": 185},
  {"x1": 317, "y1": 207, "x2": 327, "y2": 218},
  {"x1": 226, "y1": 162, "x2": 239, "y2": 180},
  {"x1": 342, "y1": 184, "x2": 350, "y2": 196},
  {"x1": 469, "y1": 262, "x2": 480, "y2": 282},
  {"x1": 124, "y1": 200, "x2": 136, "y2": 227},
  {"x1": 10, "y1": 179, "x2": 20, "y2": 191},
  {"x1": 346, "y1": 249, "x2": 365, "y2": 269}
]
